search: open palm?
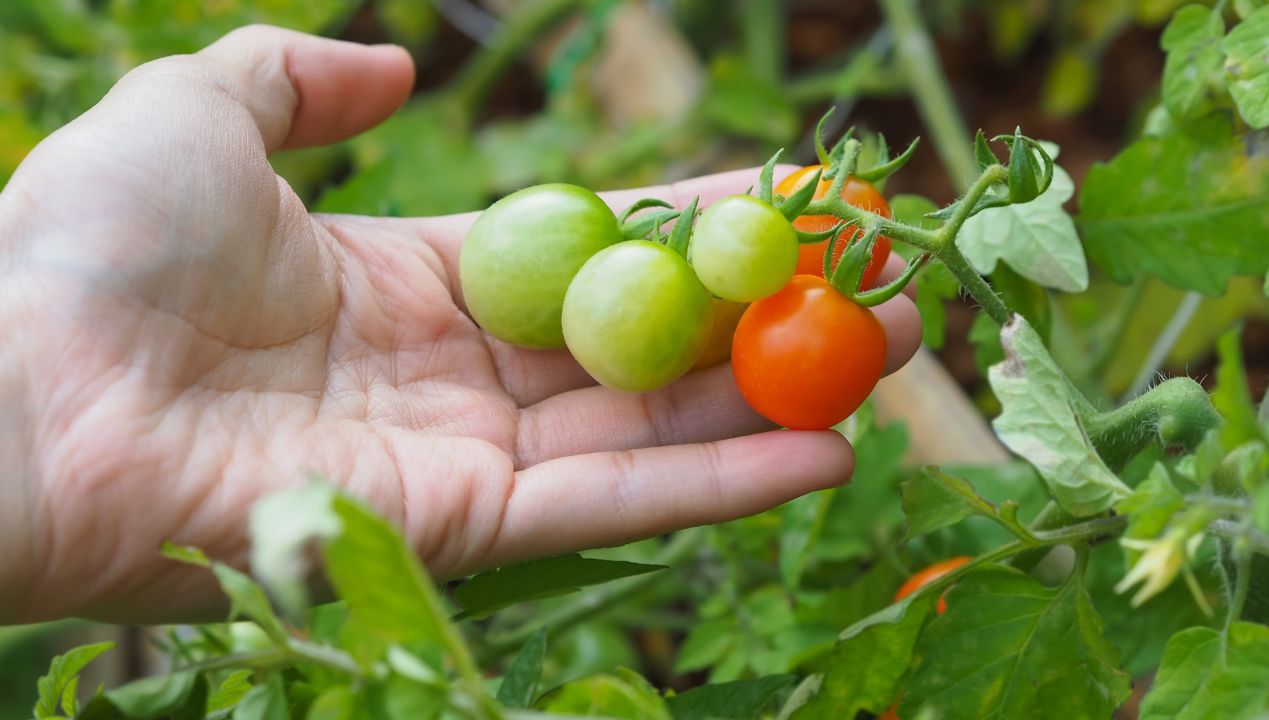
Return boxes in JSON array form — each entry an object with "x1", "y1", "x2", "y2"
[{"x1": 0, "y1": 27, "x2": 921, "y2": 624}]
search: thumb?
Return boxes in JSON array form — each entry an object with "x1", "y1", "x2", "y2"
[{"x1": 196, "y1": 25, "x2": 415, "y2": 152}]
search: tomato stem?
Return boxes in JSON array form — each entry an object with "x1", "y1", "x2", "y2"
[{"x1": 1082, "y1": 377, "x2": 1220, "y2": 469}]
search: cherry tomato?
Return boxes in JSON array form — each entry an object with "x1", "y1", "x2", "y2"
[
  {"x1": 880, "y1": 556, "x2": 973, "y2": 720},
  {"x1": 693, "y1": 298, "x2": 748, "y2": 369},
  {"x1": 731, "y1": 275, "x2": 886, "y2": 430},
  {"x1": 774, "y1": 166, "x2": 893, "y2": 289},
  {"x1": 460, "y1": 184, "x2": 622, "y2": 348},
  {"x1": 563, "y1": 241, "x2": 713, "y2": 392},
  {"x1": 690, "y1": 195, "x2": 798, "y2": 302},
  {"x1": 894, "y1": 556, "x2": 972, "y2": 615}
]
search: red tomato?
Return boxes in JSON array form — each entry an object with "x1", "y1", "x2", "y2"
[
  {"x1": 774, "y1": 166, "x2": 893, "y2": 289},
  {"x1": 731, "y1": 275, "x2": 887, "y2": 430},
  {"x1": 894, "y1": 556, "x2": 973, "y2": 615}
]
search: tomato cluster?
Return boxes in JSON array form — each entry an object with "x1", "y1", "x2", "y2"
[{"x1": 459, "y1": 169, "x2": 893, "y2": 428}]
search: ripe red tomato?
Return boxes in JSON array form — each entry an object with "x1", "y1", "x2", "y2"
[
  {"x1": 774, "y1": 166, "x2": 893, "y2": 289},
  {"x1": 894, "y1": 556, "x2": 973, "y2": 615},
  {"x1": 731, "y1": 275, "x2": 887, "y2": 430}
]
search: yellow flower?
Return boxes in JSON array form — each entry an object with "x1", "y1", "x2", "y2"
[{"x1": 1115, "y1": 531, "x2": 1204, "y2": 607}]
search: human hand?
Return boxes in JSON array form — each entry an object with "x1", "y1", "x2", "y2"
[{"x1": 0, "y1": 26, "x2": 921, "y2": 624}]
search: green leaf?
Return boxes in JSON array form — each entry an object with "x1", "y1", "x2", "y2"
[
  {"x1": 674, "y1": 617, "x2": 737, "y2": 674},
  {"x1": 789, "y1": 596, "x2": 935, "y2": 719},
  {"x1": 900, "y1": 565, "x2": 1131, "y2": 719},
  {"x1": 989, "y1": 317, "x2": 1131, "y2": 516},
  {"x1": 1115, "y1": 464, "x2": 1186, "y2": 564},
  {"x1": 497, "y1": 628, "x2": 548, "y2": 709},
  {"x1": 375, "y1": 0, "x2": 436, "y2": 47},
  {"x1": 104, "y1": 671, "x2": 198, "y2": 719},
  {"x1": 700, "y1": 55, "x2": 799, "y2": 145},
  {"x1": 958, "y1": 164, "x2": 1087, "y2": 292},
  {"x1": 1213, "y1": 326, "x2": 1266, "y2": 448},
  {"x1": 1222, "y1": 5, "x2": 1269, "y2": 128},
  {"x1": 207, "y1": 670, "x2": 253, "y2": 713},
  {"x1": 211, "y1": 564, "x2": 290, "y2": 645},
  {"x1": 250, "y1": 480, "x2": 342, "y2": 619},
  {"x1": 901, "y1": 468, "x2": 997, "y2": 540},
  {"x1": 1078, "y1": 118, "x2": 1269, "y2": 296},
  {"x1": 305, "y1": 686, "x2": 358, "y2": 720},
  {"x1": 779, "y1": 490, "x2": 833, "y2": 587},
  {"x1": 159, "y1": 542, "x2": 210, "y2": 567},
  {"x1": 369, "y1": 674, "x2": 445, "y2": 720},
  {"x1": 34, "y1": 642, "x2": 114, "y2": 719},
  {"x1": 1161, "y1": 5, "x2": 1226, "y2": 121},
  {"x1": 453, "y1": 554, "x2": 666, "y2": 620},
  {"x1": 535, "y1": 672, "x2": 671, "y2": 719},
  {"x1": 1140, "y1": 623, "x2": 1269, "y2": 719},
  {"x1": 666, "y1": 675, "x2": 798, "y2": 720},
  {"x1": 323, "y1": 494, "x2": 451, "y2": 650},
  {"x1": 232, "y1": 675, "x2": 287, "y2": 720}
]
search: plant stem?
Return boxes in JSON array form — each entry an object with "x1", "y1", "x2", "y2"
[
  {"x1": 1084, "y1": 377, "x2": 1220, "y2": 468},
  {"x1": 483, "y1": 529, "x2": 705, "y2": 655},
  {"x1": 1122, "y1": 291, "x2": 1202, "y2": 403},
  {"x1": 938, "y1": 245, "x2": 1012, "y2": 325},
  {"x1": 1224, "y1": 534, "x2": 1252, "y2": 647},
  {"x1": 876, "y1": 0, "x2": 977, "y2": 189},
  {"x1": 447, "y1": 0, "x2": 587, "y2": 119},
  {"x1": 1209, "y1": 520, "x2": 1269, "y2": 556}
]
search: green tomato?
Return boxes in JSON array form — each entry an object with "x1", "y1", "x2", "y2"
[
  {"x1": 689, "y1": 195, "x2": 798, "y2": 302},
  {"x1": 229, "y1": 621, "x2": 274, "y2": 652},
  {"x1": 460, "y1": 184, "x2": 622, "y2": 348},
  {"x1": 563, "y1": 241, "x2": 713, "y2": 392}
]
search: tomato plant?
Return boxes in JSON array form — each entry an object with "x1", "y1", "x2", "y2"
[
  {"x1": 731, "y1": 275, "x2": 888, "y2": 430},
  {"x1": 689, "y1": 195, "x2": 798, "y2": 302},
  {"x1": 775, "y1": 166, "x2": 893, "y2": 288},
  {"x1": 562, "y1": 240, "x2": 713, "y2": 392},
  {"x1": 460, "y1": 183, "x2": 622, "y2": 349}
]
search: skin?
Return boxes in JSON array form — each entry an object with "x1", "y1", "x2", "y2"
[
  {"x1": 775, "y1": 167, "x2": 893, "y2": 289},
  {"x1": 0, "y1": 26, "x2": 923, "y2": 625},
  {"x1": 562, "y1": 241, "x2": 713, "y2": 393}
]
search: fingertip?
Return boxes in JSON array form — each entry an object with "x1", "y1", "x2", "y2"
[{"x1": 872, "y1": 292, "x2": 923, "y2": 376}]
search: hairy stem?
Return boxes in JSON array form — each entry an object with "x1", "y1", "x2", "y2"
[
  {"x1": 937, "y1": 245, "x2": 1012, "y2": 325},
  {"x1": 1084, "y1": 377, "x2": 1221, "y2": 470}
]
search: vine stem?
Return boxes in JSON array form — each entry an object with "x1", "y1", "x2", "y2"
[
  {"x1": 1210, "y1": 519, "x2": 1269, "y2": 556},
  {"x1": 447, "y1": 0, "x2": 587, "y2": 119},
  {"x1": 1224, "y1": 532, "x2": 1253, "y2": 651},
  {"x1": 876, "y1": 0, "x2": 977, "y2": 189}
]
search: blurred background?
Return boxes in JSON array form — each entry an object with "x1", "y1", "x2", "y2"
[{"x1": 1, "y1": 0, "x2": 1266, "y2": 716}]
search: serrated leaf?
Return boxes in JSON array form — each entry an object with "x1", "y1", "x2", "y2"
[
  {"x1": 666, "y1": 675, "x2": 798, "y2": 720},
  {"x1": 34, "y1": 642, "x2": 114, "y2": 719},
  {"x1": 535, "y1": 672, "x2": 671, "y2": 719},
  {"x1": 207, "y1": 670, "x2": 253, "y2": 713},
  {"x1": 453, "y1": 554, "x2": 665, "y2": 620},
  {"x1": 232, "y1": 675, "x2": 287, "y2": 720},
  {"x1": 958, "y1": 164, "x2": 1087, "y2": 292},
  {"x1": 103, "y1": 671, "x2": 198, "y2": 719},
  {"x1": 900, "y1": 565, "x2": 1131, "y2": 719},
  {"x1": 790, "y1": 596, "x2": 935, "y2": 719},
  {"x1": 249, "y1": 481, "x2": 342, "y2": 620},
  {"x1": 498, "y1": 628, "x2": 548, "y2": 709},
  {"x1": 989, "y1": 317, "x2": 1131, "y2": 516},
  {"x1": 1161, "y1": 5, "x2": 1226, "y2": 121},
  {"x1": 1078, "y1": 118, "x2": 1269, "y2": 296},
  {"x1": 1222, "y1": 6, "x2": 1269, "y2": 128},
  {"x1": 901, "y1": 468, "x2": 997, "y2": 540},
  {"x1": 1140, "y1": 623, "x2": 1269, "y2": 719}
]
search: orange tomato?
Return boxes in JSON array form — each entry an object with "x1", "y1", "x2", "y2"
[
  {"x1": 774, "y1": 166, "x2": 893, "y2": 289},
  {"x1": 894, "y1": 556, "x2": 973, "y2": 615}
]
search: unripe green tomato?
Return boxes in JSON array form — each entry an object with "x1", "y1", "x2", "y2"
[
  {"x1": 690, "y1": 195, "x2": 798, "y2": 302},
  {"x1": 460, "y1": 184, "x2": 622, "y2": 348},
  {"x1": 563, "y1": 241, "x2": 713, "y2": 392},
  {"x1": 229, "y1": 621, "x2": 274, "y2": 653}
]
